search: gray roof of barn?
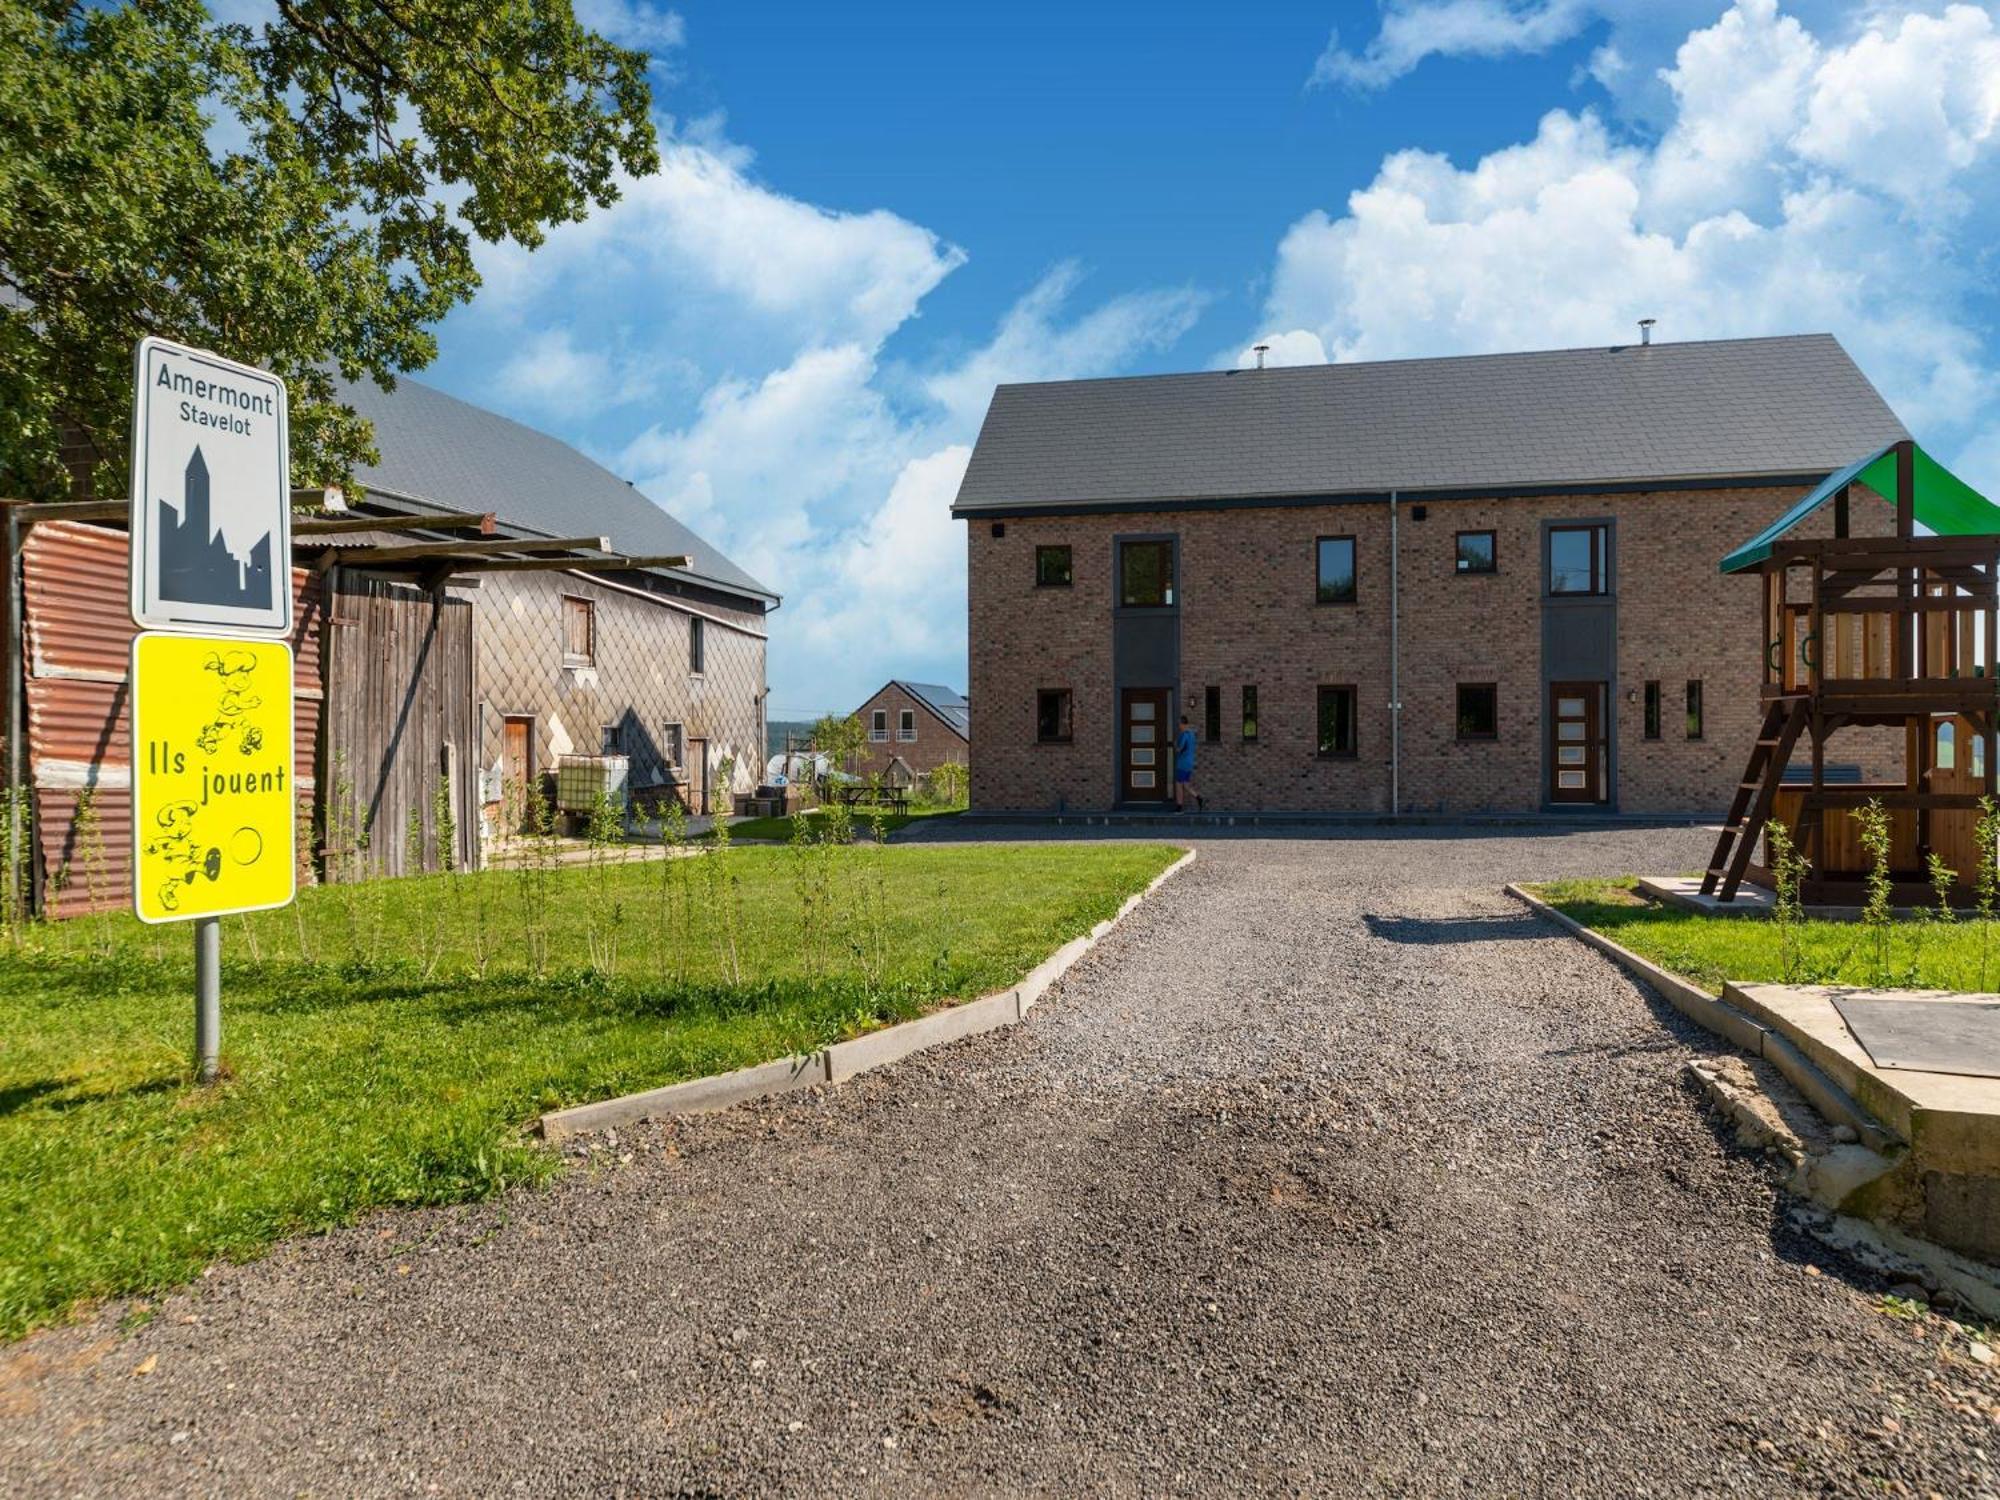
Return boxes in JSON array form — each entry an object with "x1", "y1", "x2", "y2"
[
  {"x1": 951, "y1": 334, "x2": 1907, "y2": 515},
  {"x1": 333, "y1": 373, "x2": 776, "y2": 604},
  {"x1": 880, "y1": 680, "x2": 969, "y2": 738}
]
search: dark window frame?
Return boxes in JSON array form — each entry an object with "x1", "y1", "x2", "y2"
[
  {"x1": 1315, "y1": 534, "x2": 1358, "y2": 606},
  {"x1": 1685, "y1": 679, "x2": 1704, "y2": 740},
  {"x1": 1643, "y1": 681, "x2": 1662, "y2": 741},
  {"x1": 1317, "y1": 684, "x2": 1358, "y2": 759},
  {"x1": 1203, "y1": 685, "x2": 1221, "y2": 744},
  {"x1": 1454, "y1": 530, "x2": 1497, "y2": 575},
  {"x1": 663, "y1": 720, "x2": 685, "y2": 771},
  {"x1": 1118, "y1": 539, "x2": 1176, "y2": 608},
  {"x1": 1455, "y1": 683, "x2": 1499, "y2": 742},
  {"x1": 600, "y1": 723, "x2": 623, "y2": 754},
  {"x1": 1036, "y1": 688, "x2": 1074, "y2": 745},
  {"x1": 1548, "y1": 524, "x2": 1609, "y2": 596},
  {"x1": 1035, "y1": 544, "x2": 1073, "y2": 588},
  {"x1": 898, "y1": 708, "x2": 916, "y2": 742},
  {"x1": 1240, "y1": 684, "x2": 1260, "y2": 743},
  {"x1": 869, "y1": 708, "x2": 888, "y2": 742},
  {"x1": 689, "y1": 614, "x2": 706, "y2": 675}
]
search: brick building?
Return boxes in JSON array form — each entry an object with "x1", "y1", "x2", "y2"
[
  {"x1": 850, "y1": 680, "x2": 969, "y2": 783},
  {"x1": 952, "y1": 334, "x2": 1909, "y2": 817}
]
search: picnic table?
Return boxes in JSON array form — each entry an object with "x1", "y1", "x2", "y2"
[{"x1": 832, "y1": 782, "x2": 910, "y2": 815}]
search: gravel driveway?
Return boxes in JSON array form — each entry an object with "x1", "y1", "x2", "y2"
[{"x1": 6, "y1": 827, "x2": 1998, "y2": 1497}]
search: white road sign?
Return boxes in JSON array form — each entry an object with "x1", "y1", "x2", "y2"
[{"x1": 129, "y1": 337, "x2": 292, "y2": 635}]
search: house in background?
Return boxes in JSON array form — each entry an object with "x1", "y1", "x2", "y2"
[
  {"x1": 952, "y1": 333, "x2": 1909, "y2": 817},
  {"x1": 850, "y1": 680, "x2": 969, "y2": 786}
]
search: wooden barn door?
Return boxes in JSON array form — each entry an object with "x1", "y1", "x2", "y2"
[{"x1": 321, "y1": 570, "x2": 478, "y2": 878}]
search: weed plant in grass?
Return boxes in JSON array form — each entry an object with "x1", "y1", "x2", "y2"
[
  {"x1": 0, "y1": 841, "x2": 1177, "y2": 1340},
  {"x1": 1532, "y1": 876, "x2": 2000, "y2": 996}
]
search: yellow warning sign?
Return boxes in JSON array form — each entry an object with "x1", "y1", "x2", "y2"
[{"x1": 131, "y1": 632, "x2": 296, "y2": 923}]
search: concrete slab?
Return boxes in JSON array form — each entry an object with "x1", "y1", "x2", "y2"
[
  {"x1": 1638, "y1": 875, "x2": 1774, "y2": 916},
  {"x1": 1725, "y1": 984, "x2": 2000, "y2": 1177},
  {"x1": 540, "y1": 1052, "x2": 827, "y2": 1143},
  {"x1": 824, "y1": 989, "x2": 1021, "y2": 1084}
]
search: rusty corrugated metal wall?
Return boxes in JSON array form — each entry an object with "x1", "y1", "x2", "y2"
[
  {"x1": 320, "y1": 569, "x2": 478, "y2": 877},
  {"x1": 21, "y1": 521, "x2": 323, "y2": 918}
]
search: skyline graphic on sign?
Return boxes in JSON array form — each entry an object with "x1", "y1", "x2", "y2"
[{"x1": 156, "y1": 447, "x2": 273, "y2": 611}]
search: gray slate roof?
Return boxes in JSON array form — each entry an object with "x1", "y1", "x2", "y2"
[
  {"x1": 952, "y1": 334, "x2": 1907, "y2": 514},
  {"x1": 333, "y1": 373, "x2": 776, "y2": 604},
  {"x1": 895, "y1": 681, "x2": 969, "y2": 738}
]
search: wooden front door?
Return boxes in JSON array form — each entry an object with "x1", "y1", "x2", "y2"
[
  {"x1": 688, "y1": 736, "x2": 710, "y2": 816},
  {"x1": 501, "y1": 715, "x2": 535, "y2": 831},
  {"x1": 1120, "y1": 688, "x2": 1171, "y2": 803},
  {"x1": 1548, "y1": 682, "x2": 1606, "y2": 804}
]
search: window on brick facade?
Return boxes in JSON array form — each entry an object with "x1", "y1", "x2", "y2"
[
  {"x1": 1241, "y1": 685, "x2": 1259, "y2": 742},
  {"x1": 1203, "y1": 685, "x2": 1221, "y2": 744},
  {"x1": 1685, "y1": 679, "x2": 1704, "y2": 739},
  {"x1": 1455, "y1": 531, "x2": 1496, "y2": 574},
  {"x1": 561, "y1": 595, "x2": 595, "y2": 666},
  {"x1": 1035, "y1": 545, "x2": 1073, "y2": 587},
  {"x1": 870, "y1": 709, "x2": 888, "y2": 742},
  {"x1": 898, "y1": 708, "x2": 916, "y2": 742},
  {"x1": 1316, "y1": 535, "x2": 1357, "y2": 604},
  {"x1": 1317, "y1": 685, "x2": 1357, "y2": 757},
  {"x1": 1036, "y1": 689, "x2": 1073, "y2": 744},
  {"x1": 1549, "y1": 525, "x2": 1608, "y2": 595},
  {"x1": 1643, "y1": 681, "x2": 1662, "y2": 740},
  {"x1": 689, "y1": 615, "x2": 706, "y2": 674},
  {"x1": 1119, "y1": 540, "x2": 1175, "y2": 607},
  {"x1": 1456, "y1": 683, "x2": 1498, "y2": 741}
]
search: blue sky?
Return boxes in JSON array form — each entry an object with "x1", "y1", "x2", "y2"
[{"x1": 414, "y1": 1, "x2": 2000, "y2": 718}]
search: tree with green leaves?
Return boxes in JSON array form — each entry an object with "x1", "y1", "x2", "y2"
[{"x1": 0, "y1": 0, "x2": 659, "y2": 498}]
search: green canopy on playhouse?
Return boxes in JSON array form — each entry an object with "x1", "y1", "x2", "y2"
[{"x1": 1720, "y1": 440, "x2": 2000, "y2": 574}]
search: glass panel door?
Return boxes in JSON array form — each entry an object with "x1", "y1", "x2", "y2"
[{"x1": 1547, "y1": 682, "x2": 1606, "y2": 804}]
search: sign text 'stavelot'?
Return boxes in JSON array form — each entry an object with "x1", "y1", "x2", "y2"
[{"x1": 128, "y1": 337, "x2": 292, "y2": 635}]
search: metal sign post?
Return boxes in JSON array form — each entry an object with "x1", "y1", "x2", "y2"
[
  {"x1": 195, "y1": 916, "x2": 221, "y2": 1084},
  {"x1": 127, "y1": 337, "x2": 297, "y2": 1085}
]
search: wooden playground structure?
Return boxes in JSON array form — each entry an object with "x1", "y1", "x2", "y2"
[{"x1": 1702, "y1": 438, "x2": 2000, "y2": 907}]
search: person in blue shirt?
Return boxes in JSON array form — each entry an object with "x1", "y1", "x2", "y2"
[{"x1": 1173, "y1": 714, "x2": 1202, "y2": 813}]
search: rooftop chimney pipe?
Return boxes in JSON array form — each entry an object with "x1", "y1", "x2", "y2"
[
  {"x1": 1253, "y1": 343, "x2": 1270, "y2": 370},
  {"x1": 1638, "y1": 317, "x2": 1656, "y2": 346}
]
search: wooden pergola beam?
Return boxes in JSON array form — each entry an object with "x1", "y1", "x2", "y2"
[
  {"x1": 336, "y1": 534, "x2": 612, "y2": 565},
  {"x1": 294, "y1": 511, "x2": 497, "y2": 537},
  {"x1": 446, "y1": 552, "x2": 692, "y2": 575}
]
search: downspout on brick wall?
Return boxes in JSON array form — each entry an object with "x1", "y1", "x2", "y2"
[{"x1": 1389, "y1": 490, "x2": 1401, "y2": 817}]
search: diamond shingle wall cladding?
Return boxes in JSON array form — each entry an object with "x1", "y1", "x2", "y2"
[
  {"x1": 470, "y1": 570, "x2": 767, "y2": 818},
  {"x1": 966, "y1": 485, "x2": 1901, "y2": 816},
  {"x1": 851, "y1": 683, "x2": 969, "y2": 783}
]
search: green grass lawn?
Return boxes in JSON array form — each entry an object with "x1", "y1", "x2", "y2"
[
  {"x1": 0, "y1": 839, "x2": 1177, "y2": 1340},
  {"x1": 728, "y1": 803, "x2": 962, "y2": 841},
  {"x1": 1531, "y1": 877, "x2": 2000, "y2": 997}
]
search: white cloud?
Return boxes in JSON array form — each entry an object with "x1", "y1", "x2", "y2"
[
  {"x1": 921, "y1": 263, "x2": 1205, "y2": 427},
  {"x1": 1793, "y1": 3, "x2": 2000, "y2": 209},
  {"x1": 570, "y1": 0, "x2": 686, "y2": 54},
  {"x1": 476, "y1": 132, "x2": 965, "y2": 362},
  {"x1": 1312, "y1": 0, "x2": 1597, "y2": 90},
  {"x1": 1262, "y1": 0, "x2": 2000, "y2": 459}
]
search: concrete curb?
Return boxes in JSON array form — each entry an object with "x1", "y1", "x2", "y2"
[
  {"x1": 539, "y1": 847, "x2": 1198, "y2": 1141},
  {"x1": 1502, "y1": 883, "x2": 1895, "y2": 1154}
]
